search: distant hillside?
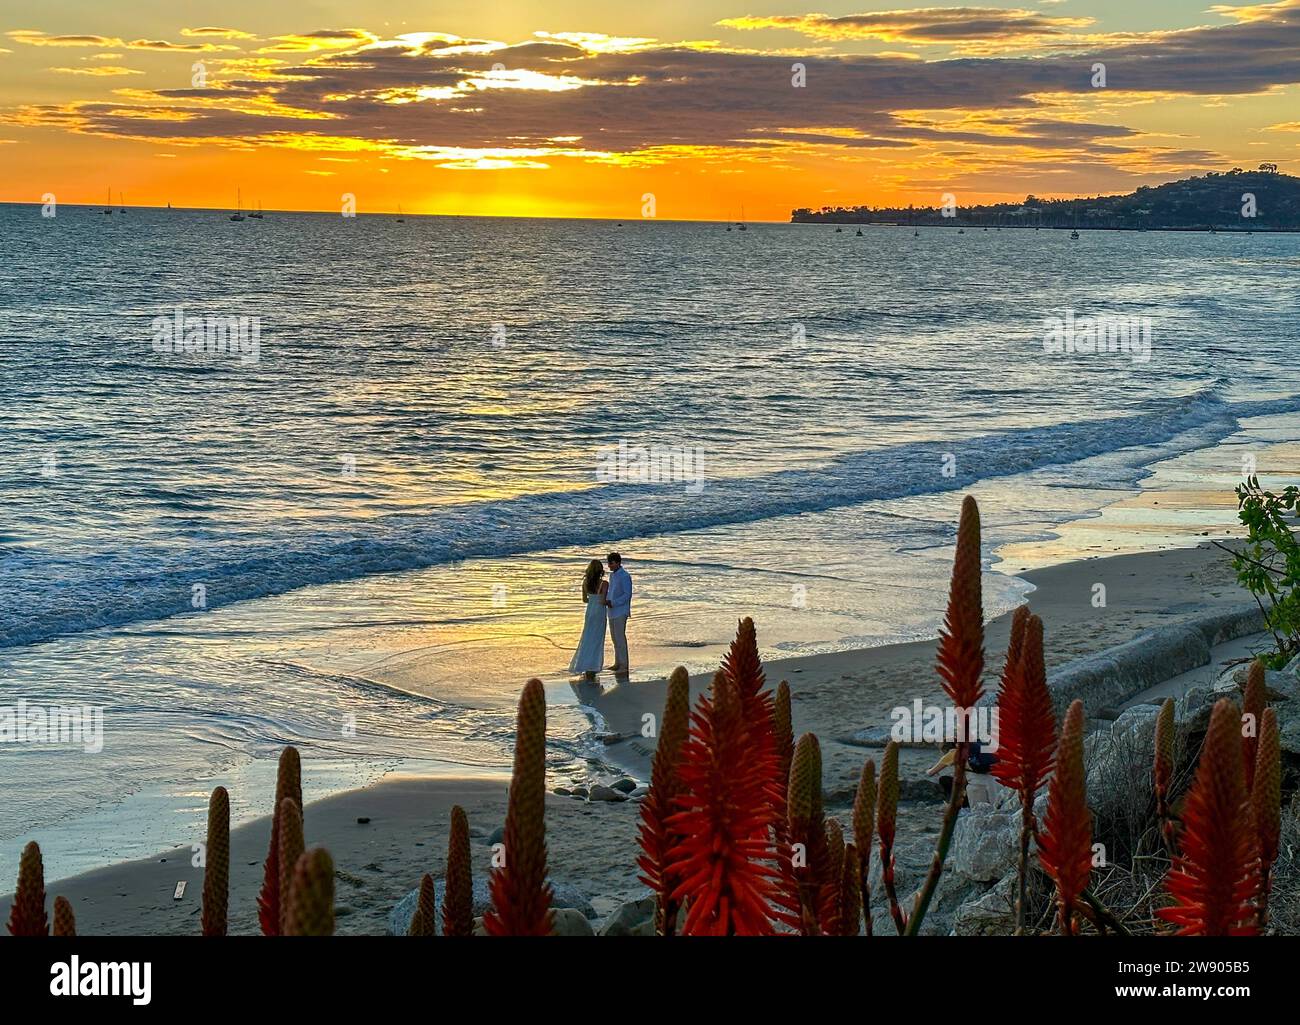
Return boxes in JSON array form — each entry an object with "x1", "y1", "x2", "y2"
[{"x1": 791, "y1": 167, "x2": 1300, "y2": 230}]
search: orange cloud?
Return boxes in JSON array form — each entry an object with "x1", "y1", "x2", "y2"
[
  {"x1": 181, "y1": 27, "x2": 257, "y2": 40},
  {"x1": 719, "y1": 8, "x2": 1094, "y2": 46},
  {"x1": 49, "y1": 65, "x2": 143, "y2": 76},
  {"x1": 8, "y1": 31, "x2": 123, "y2": 47}
]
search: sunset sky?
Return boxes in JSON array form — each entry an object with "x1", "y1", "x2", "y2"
[{"x1": 2, "y1": 1, "x2": 1299, "y2": 219}]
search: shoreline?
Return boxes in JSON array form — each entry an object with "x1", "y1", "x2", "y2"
[{"x1": 3, "y1": 538, "x2": 1266, "y2": 934}]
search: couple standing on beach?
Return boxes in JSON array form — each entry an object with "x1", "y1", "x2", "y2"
[{"x1": 568, "y1": 552, "x2": 632, "y2": 678}]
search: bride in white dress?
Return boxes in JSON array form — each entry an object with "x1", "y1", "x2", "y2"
[{"x1": 568, "y1": 559, "x2": 609, "y2": 679}]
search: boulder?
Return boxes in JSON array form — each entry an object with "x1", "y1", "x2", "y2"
[
  {"x1": 550, "y1": 908, "x2": 596, "y2": 936},
  {"x1": 387, "y1": 877, "x2": 594, "y2": 935},
  {"x1": 952, "y1": 874, "x2": 1017, "y2": 936},
  {"x1": 598, "y1": 895, "x2": 657, "y2": 936},
  {"x1": 588, "y1": 784, "x2": 625, "y2": 802},
  {"x1": 1083, "y1": 704, "x2": 1160, "y2": 827},
  {"x1": 1046, "y1": 605, "x2": 1263, "y2": 716},
  {"x1": 1177, "y1": 685, "x2": 1216, "y2": 735},
  {"x1": 947, "y1": 807, "x2": 1020, "y2": 883},
  {"x1": 610, "y1": 778, "x2": 638, "y2": 794}
]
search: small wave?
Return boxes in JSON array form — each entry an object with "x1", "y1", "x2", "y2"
[{"x1": 2, "y1": 386, "x2": 1296, "y2": 649}]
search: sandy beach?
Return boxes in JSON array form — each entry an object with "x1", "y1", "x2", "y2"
[{"x1": 4, "y1": 536, "x2": 1265, "y2": 935}]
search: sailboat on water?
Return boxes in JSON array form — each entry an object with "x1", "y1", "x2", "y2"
[
  {"x1": 738, "y1": 203, "x2": 747, "y2": 231},
  {"x1": 230, "y1": 188, "x2": 246, "y2": 222},
  {"x1": 103, "y1": 188, "x2": 113, "y2": 215},
  {"x1": 396, "y1": 203, "x2": 404, "y2": 223},
  {"x1": 119, "y1": 192, "x2": 126, "y2": 214},
  {"x1": 249, "y1": 199, "x2": 264, "y2": 220}
]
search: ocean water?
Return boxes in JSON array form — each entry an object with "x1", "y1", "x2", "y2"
[{"x1": 2, "y1": 204, "x2": 1300, "y2": 880}]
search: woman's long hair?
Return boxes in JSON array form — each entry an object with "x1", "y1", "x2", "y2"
[{"x1": 582, "y1": 559, "x2": 604, "y2": 602}]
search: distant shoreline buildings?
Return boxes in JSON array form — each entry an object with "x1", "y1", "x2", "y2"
[{"x1": 792, "y1": 167, "x2": 1300, "y2": 231}]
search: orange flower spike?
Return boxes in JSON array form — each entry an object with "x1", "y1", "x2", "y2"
[
  {"x1": 1157, "y1": 699, "x2": 1260, "y2": 936},
  {"x1": 7, "y1": 841, "x2": 48, "y2": 936},
  {"x1": 52, "y1": 896, "x2": 76, "y2": 937},
  {"x1": 484, "y1": 678, "x2": 554, "y2": 936},
  {"x1": 991, "y1": 613, "x2": 1056, "y2": 796},
  {"x1": 936, "y1": 495, "x2": 985, "y2": 710},
  {"x1": 409, "y1": 873, "x2": 437, "y2": 936},
  {"x1": 1037, "y1": 700, "x2": 1092, "y2": 935},
  {"x1": 820, "y1": 817, "x2": 845, "y2": 936},
  {"x1": 276, "y1": 798, "x2": 306, "y2": 936},
  {"x1": 723, "y1": 617, "x2": 766, "y2": 702},
  {"x1": 442, "y1": 804, "x2": 474, "y2": 937},
  {"x1": 201, "y1": 786, "x2": 230, "y2": 937},
  {"x1": 666, "y1": 673, "x2": 783, "y2": 935},
  {"x1": 785, "y1": 731, "x2": 827, "y2": 934},
  {"x1": 1252, "y1": 706, "x2": 1281, "y2": 928},
  {"x1": 852, "y1": 758, "x2": 876, "y2": 935},
  {"x1": 876, "y1": 740, "x2": 906, "y2": 934},
  {"x1": 257, "y1": 745, "x2": 302, "y2": 936},
  {"x1": 284, "y1": 848, "x2": 335, "y2": 937},
  {"x1": 636, "y1": 666, "x2": 691, "y2": 935},
  {"x1": 840, "y1": 841, "x2": 863, "y2": 937},
  {"x1": 1253, "y1": 706, "x2": 1281, "y2": 872},
  {"x1": 773, "y1": 680, "x2": 794, "y2": 804},
  {"x1": 1153, "y1": 697, "x2": 1175, "y2": 801},
  {"x1": 1242, "y1": 660, "x2": 1266, "y2": 793}
]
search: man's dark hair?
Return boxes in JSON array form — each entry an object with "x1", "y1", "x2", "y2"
[{"x1": 607, "y1": 552, "x2": 622, "y2": 566}]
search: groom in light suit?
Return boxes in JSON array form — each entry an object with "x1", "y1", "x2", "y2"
[{"x1": 604, "y1": 552, "x2": 632, "y2": 674}]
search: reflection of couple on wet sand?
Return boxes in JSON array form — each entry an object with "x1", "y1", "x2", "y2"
[{"x1": 567, "y1": 552, "x2": 632, "y2": 679}]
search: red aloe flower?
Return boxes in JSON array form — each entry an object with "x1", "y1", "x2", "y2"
[
  {"x1": 772, "y1": 679, "x2": 794, "y2": 823},
  {"x1": 1157, "y1": 699, "x2": 1260, "y2": 936},
  {"x1": 443, "y1": 804, "x2": 474, "y2": 937},
  {"x1": 52, "y1": 896, "x2": 76, "y2": 937},
  {"x1": 852, "y1": 758, "x2": 876, "y2": 936},
  {"x1": 484, "y1": 678, "x2": 554, "y2": 936},
  {"x1": 839, "y1": 842, "x2": 863, "y2": 937},
  {"x1": 257, "y1": 746, "x2": 302, "y2": 936},
  {"x1": 201, "y1": 786, "x2": 230, "y2": 937},
  {"x1": 936, "y1": 495, "x2": 985, "y2": 711},
  {"x1": 1253, "y1": 706, "x2": 1282, "y2": 927},
  {"x1": 1038, "y1": 700, "x2": 1092, "y2": 935},
  {"x1": 636, "y1": 666, "x2": 691, "y2": 935},
  {"x1": 409, "y1": 873, "x2": 437, "y2": 936},
  {"x1": 666, "y1": 672, "x2": 785, "y2": 935},
  {"x1": 876, "y1": 740, "x2": 906, "y2": 935},
  {"x1": 990, "y1": 612, "x2": 1056, "y2": 796},
  {"x1": 818, "y1": 817, "x2": 846, "y2": 936},
  {"x1": 786, "y1": 732, "x2": 829, "y2": 934},
  {"x1": 7, "y1": 841, "x2": 48, "y2": 936},
  {"x1": 276, "y1": 798, "x2": 305, "y2": 936},
  {"x1": 1242, "y1": 660, "x2": 1265, "y2": 793},
  {"x1": 991, "y1": 611, "x2": 1056, "y2": 933},
  {"x1": 723, "y1": 618, "x2": 781, "y2": 810}
]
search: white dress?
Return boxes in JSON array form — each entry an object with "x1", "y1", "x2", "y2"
[{"x1": 568, "y1": 587, "x2": 608, "y2": 674}]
